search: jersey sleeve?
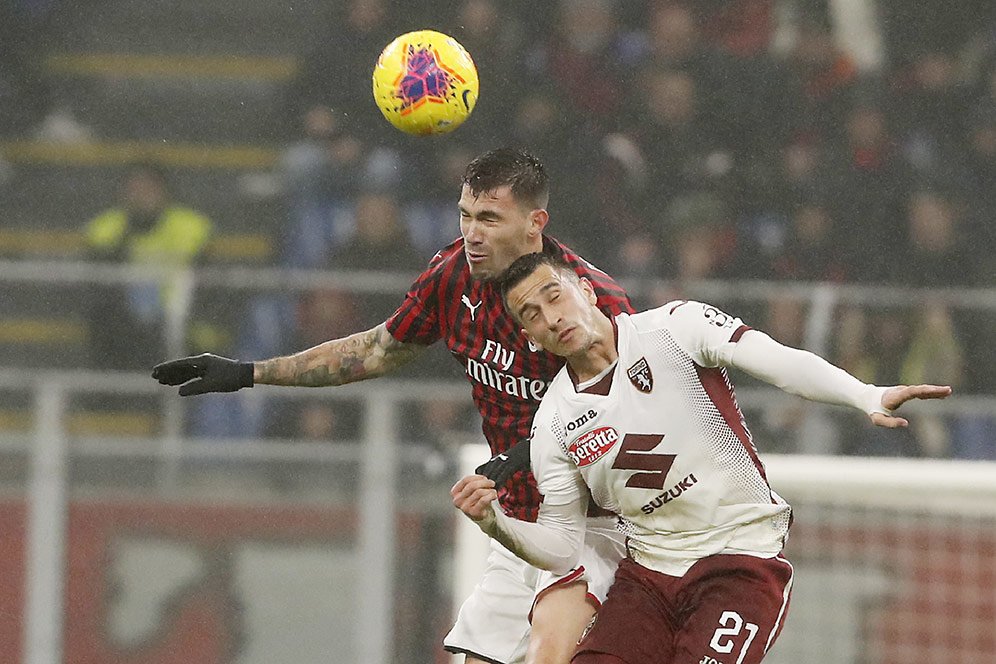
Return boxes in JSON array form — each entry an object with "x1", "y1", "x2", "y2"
[
  {"x1": 482, "y1": 398, "x2": 588, "y2": 574},
  {"x1": 578, "y1": 263, "x2": 634, "y2": 316},
  {"x1": 530, "y1": 400, "x2": 587, "y2": 507},
  {"x1": 662, "y1": 300, "x2": 751, "y2": 368},
  {"x1": 730, "y1": 330, "x2": 890, "y2": 415},
  {"x1": 384, "y1": 255, "x2": 444, "y2": 345}
]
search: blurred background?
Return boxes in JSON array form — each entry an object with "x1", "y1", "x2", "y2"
[{"x1": 0, "y1": 0, "x2": 993, "y2": 663}]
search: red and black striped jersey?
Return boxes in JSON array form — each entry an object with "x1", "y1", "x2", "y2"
[{"x1": 386, "y1": 235, "x2": 633, "y2": 521}]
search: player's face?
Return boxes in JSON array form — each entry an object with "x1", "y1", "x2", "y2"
[
  {"x1": 459, "y1": 184, "x2": 548, "y2": 280},
  {"x1": 507, "y1": 265, "x2": 600, "y2": 358}
]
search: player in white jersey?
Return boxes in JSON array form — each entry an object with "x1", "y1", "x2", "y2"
[{"x1": 452, "y1": 252, "x2": 952, "y2": 664}]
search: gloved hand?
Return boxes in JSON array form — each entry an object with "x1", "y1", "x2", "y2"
[
  {"x1": 152, "y1": 353, "x2": 254, "y2": 396},
  {"x1": 475, "y1": 438, "x2": 531, "y2": 489}
]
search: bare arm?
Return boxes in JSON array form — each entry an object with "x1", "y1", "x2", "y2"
[{"x1": 254, "y1": 323, "x2": 427, "y2": 387}]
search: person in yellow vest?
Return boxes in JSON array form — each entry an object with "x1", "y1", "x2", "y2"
[{"x1": 86, "y1": 163, "x2": 212, "y2": 369}]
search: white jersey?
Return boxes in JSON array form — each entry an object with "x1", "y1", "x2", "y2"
[{"x1": 531, "y1": 301, "x2": 792, "y2": 576}]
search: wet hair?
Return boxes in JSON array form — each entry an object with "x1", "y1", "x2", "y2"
[
  {"x1": 498, "y1": 251, "x2": 576, "y2": 317},
  {"x1": 462, "y1": 148, "x2": 550, "y2": 209}
]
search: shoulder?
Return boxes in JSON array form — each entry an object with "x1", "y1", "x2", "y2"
[
  {"x1": 164, "y1": 206, "x2": 212, "y2": 228},
  {"x1": 86, "y1": 209, "x2": 127, "y2": 247},
  {"x1": 545, "y1": 236, "x2": 611, "y2": 280},
  {"x1": 413, "y1": 237, "x2": 469, "y2": 284},
  {"x1": 627, "y1": 300, "x2": 731, "y2": 337}
]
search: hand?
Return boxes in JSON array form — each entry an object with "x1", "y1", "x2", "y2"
[
  {"x1": 475, "y1": 438, "x2": 531, "y2": 489},
  {"x1": 152, "y1": 353, "x2": 254, "y2": 396},
  {"x1": 870, "y1": 384, "x2": 953, "y2": 428},
  {"x1": 451, "y1": 475, "x2": 498, "y2": 522}
]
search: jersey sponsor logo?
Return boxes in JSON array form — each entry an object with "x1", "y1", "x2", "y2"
[
  {"x1": 566, "y1": 409, "x2": 598, "y2": 432},
  {"x1": 568, "y1": 426, "x2": 619, "y2": 467},
  {"x1": 465, "y1": 357, "x2": 547, "y2": 400},
  {"x1": 641, "y1": 473, "x2": 698, "y2": 514},
  {"x1": 465, "y1": 338, "x2": 548, "y2": 400},
  {"x1": 461, "y1": 293, "x2": 483, "y2": 321},
  {"x1": 482, "y1": 338, "x2": 515, "y2": 370},
  {"x1": 627, "y1": 357, "x2": 653, "y2": 393}
]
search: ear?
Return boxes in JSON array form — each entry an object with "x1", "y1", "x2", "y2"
[
  {"x1": 579, "y1": 277, "x2": 597, "y2": 304},
  {"x1": 528, "y1": 208, "x2": 549, "y2": 237},
  {"x1": 521, "y1": 327, "x2": 542, "y2": 351}
]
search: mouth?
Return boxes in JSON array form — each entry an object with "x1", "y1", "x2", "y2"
[
  {"x1": 557, "y1": 327, "x2": 575, "y2": 343},
  {"x1": 466, "y1": 251, "x2": 487, "y2": 264}
]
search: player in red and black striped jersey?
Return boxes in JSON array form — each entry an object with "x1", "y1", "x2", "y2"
[
  {"x1": 153, "y1": 148, "x2": 632, "y2": 664},
  {"x1": 387, "y1": 233, "x2": 630, "y2": 522}
]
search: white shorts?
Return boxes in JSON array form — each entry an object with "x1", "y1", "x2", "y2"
[{"x1": 444, "y1": 517, "x2": 625, "y2": 664}]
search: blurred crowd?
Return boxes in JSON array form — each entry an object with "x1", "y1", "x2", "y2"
[
  {"x1": 2, "y1": 0, "x2": 993, "y2": 460},
  {"x1": 266, "y1": 0, "x2": 995, "y2": 459}
]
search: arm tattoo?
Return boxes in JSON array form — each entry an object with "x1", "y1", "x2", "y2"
[{"x1": 253, "y1": 324, "x2": 425, "y2": 387}]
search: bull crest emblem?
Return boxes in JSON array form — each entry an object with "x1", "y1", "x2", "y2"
[{"x1": 626, "y1": 357, "x2": 653, "y2": 393}]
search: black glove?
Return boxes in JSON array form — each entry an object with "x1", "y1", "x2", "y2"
[
  {"x1": 152, "y1": 353, "x2": 254, "y2": 396},
  {"x1": 475, "y1": 438, "x2": 531, "y2": 489}
]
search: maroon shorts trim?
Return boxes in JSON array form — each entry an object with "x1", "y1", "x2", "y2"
[{"x1": 528, "y1": 566, "x2": 593, "y2": 623}]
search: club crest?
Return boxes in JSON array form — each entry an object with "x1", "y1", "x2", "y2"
[{"x1": 626, "y1": 357, "x2": 653, "y2": 393}]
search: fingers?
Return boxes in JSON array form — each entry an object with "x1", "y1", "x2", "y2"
[
  {"x1": 152, "y1": 358, "x2": 202, "y2": 385},
  {"x1": 870, "y1": 412, "x2": 909, "y2": 429},
  {"x1": 178, "y1": 379, "x2": 208, "y2": 397},
  {"x1": 451, "y1": 475, "x2": 497, "y2": 520},
  {"x1": 909, "y1": 385, "x2": 953, "y2": 400},
  {"x1": 881, "y1": 384, "x2": 953, "y2": 411}
]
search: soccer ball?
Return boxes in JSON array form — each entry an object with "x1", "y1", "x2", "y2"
[{"x1": 372, "y1": 30, "x2": 479, "y2": 136}]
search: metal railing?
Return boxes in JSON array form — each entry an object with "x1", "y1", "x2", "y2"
[{"x1": 2, "y1": 258, "x2": 995, "y2": 664}]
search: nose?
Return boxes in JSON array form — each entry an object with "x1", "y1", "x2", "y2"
[
  {"x1": 462, "y1": 219, "x2": 483, "y2": 244},
  {"x1": 544, "y1": 309, "x2": 562, "y2": 331}
]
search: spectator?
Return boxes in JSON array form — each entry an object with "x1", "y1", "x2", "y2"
[
  {"x1": 628, "y1": 68, "x2": 735, "y2": 215},
  {"x1": 85, "y1": 164, "x2": 212, "y2": 370},
  {"x1": 770, "y1": 200, "x2": 848, "y2": 282},
  {"x1": 825, "y1": 103, "x2": 912, "y2": 282},
  {"x1": 899, "y1": 301, "x2": 966, "y2": 457},
  {"x1": 330, "y1": 190, "x2": 423, "y2": 272},
  {"x1": 443, "y1": 0, "x2": 526, "y2": 144},
  {"x1": 892, "y1": 189, "x2": 975, "y2": 287},
  {"x1": 632, "y1": 2, "x2": 748, "y2": 143},
  {"x1": 528, "y1": 0, "x2": 627, "y2": 134},
  {"x1": 785, "y1": 17, "x2": 862, "y2": 142},
  {"x1": 403, "y1": 143, "x2": 474, "y2": 255},
  {"x1": 278, "y1": 106, "x2": 391, "y2": 269},
  {"x1": 286, "y1": 0, "x2": 401, "y2": 142},
  {"x1": 891, "y1": 50, "x2": 972, "y2": 175}
]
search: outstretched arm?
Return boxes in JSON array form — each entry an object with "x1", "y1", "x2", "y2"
[
  {"x1": 154, "y1": 323, "x2": 426, "y2": 395},
  {"x1": 729, "y1": 330, "x2": 952, "y2": 425},
  {"x1": 254, "y1": 323, "x2": 426, "y2": 387}
]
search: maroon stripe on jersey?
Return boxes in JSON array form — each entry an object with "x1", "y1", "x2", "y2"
[
  {"x1": 438, "y1": 251, "x2": 465, "y2": 333},
  {"x1": 446, "y1": 269, "x2": 473, "y2": 358},
  {"x1": 669, "y1": 300, "x2": 689, "y2": 314},
  {"x1": 695, "y1": 364, "x2": 769, "y2": 484},
  {"x1": 729, "y1": 325, "x2": 752, "y2": 343}
]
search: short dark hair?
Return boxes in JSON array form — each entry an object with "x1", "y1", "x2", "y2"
[
  {"x1": 498, "y1": 251, "x2": 576, "y2": 317},
  {"x1": 462, "y1": 148, "x2": 550, "y2": 209}
]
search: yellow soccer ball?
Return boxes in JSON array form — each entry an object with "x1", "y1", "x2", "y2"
[{"x1": 372, "y1": 30, "x2": 479, "y2": 136}]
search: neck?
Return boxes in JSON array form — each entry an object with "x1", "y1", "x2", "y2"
[{"x1": 566, "y1": 313, "x2": 617, "y2": 383}]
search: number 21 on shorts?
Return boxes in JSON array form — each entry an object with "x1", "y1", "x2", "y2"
[{"x1": 703, "y1": 610, "x2": 759, "y2": 664}]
